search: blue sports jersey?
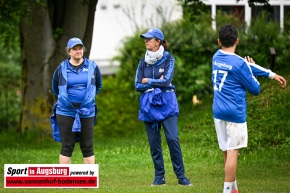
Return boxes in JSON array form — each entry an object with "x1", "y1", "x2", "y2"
[
  {"x1": 67, "y1": 64, "x2": 88, "y2": 103},
  {"x1": 212, "y1": 49, "x2": 275, "y2": 123}
]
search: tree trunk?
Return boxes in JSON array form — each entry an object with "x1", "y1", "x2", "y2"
[{"x1": 18, "y1": 0, "x2": 98, "y2": 133}]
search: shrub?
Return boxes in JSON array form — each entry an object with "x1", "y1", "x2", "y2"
[
  {"x1": 94, "y1": 76, "x2": 143, "y2": 137},
  {"x1": 237, "y1": 11, "x2": 290, "y2": 71},
  {"x1": 247, "y1": 72, "x2": 290, "y2": 149},
  {"x1": 0, "y1": 62, "x2": 21, "y2": 130},
  {"x1": 0, "y1": 28, "x2": 21, "y2": 131}
]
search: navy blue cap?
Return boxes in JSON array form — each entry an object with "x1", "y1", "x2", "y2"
[
  {"x1": 140, "y1": 28, "x2": 164, "y2": 41},
  {"x1": 67, "y1": 37, "x2": 83, "y2": 48}
]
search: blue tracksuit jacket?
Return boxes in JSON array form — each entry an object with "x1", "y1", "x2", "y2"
[
  {"x1": 135, "y1": 51, "x2": 179, "y2": 124},
  {"x1": 51, "y1": 57, "x2": 102, "y2": 141}
]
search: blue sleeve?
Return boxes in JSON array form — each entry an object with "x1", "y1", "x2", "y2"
[
  {"x1": 236, "y1": 62, "x2": 260, "y2": 95},
  {"x1": 51, "y1": 65, "x2": 62, "y2": 96},
  {"x1": 148, "y1": 55, "x2": 174, "y2": 88},
  {"x1": 249, "y1": 63, "x2": 275, "y2": 78},
  {"x1": 135, "y1": 60, "x2": 152, "y2": 92},
  {"x1": 94, "y1": 65, "x2": 102, "y2": 95}
]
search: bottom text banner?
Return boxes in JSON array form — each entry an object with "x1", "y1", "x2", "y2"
[{"x1": 4, "y1": 164, "x2": 99, "y2": 188}]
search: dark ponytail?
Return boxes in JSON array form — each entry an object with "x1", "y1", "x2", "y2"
[{"x1": 162, "y1": 40, "x2": 168, "y2": 51}]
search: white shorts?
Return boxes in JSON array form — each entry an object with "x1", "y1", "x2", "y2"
[{"x1": 214, "y1": 118, "x2": 248, "y2": 151}]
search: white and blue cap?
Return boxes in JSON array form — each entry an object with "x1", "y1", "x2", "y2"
[
  {"x1": 67, "y1": 37, "x2": 84, "y2": 48},
  {"x1": 140, "y1": 28, "x2": 164, "y2": 41}
]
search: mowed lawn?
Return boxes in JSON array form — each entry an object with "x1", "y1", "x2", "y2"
[{"x1": 0, "y1": 127, "x2": 289, "y2": 193}]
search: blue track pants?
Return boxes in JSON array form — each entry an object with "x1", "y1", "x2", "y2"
[{"x1": 144, "y1": 115, "x2": 185, "y2": 179}]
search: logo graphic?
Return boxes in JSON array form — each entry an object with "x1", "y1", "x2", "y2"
[
  {"x1": 4, "y1": 164, "x2": 99, "y2": 188},
  {"x1": 71, "y1": 38, "x2": 81, "y2": 42}
]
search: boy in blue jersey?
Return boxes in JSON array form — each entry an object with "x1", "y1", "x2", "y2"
[{"x1": 212, "y1": 24, "x2": 286, "y2": 193}]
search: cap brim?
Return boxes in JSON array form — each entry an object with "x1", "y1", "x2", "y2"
[
  {"x1": 71, "y1": 43, "x2": 83, "y2": 48},
  {"x1": 140, "y1": 33, "x2": 154, "y2": 39}
]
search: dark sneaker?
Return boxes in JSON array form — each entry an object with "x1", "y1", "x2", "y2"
[
  {"x1": 178, "y1": 178, "x2": 192, "y2": 186},
  {"x1": 151, "y1": 178, "x2": 166, "y2": 186}
]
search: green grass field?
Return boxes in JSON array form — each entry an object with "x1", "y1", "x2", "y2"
[
  {"x1": 0, "y1": 121, "x2": 289, "y2": 192},
  {"x1": 1, "y1": 70, "x2": 290, "y2": 193}
]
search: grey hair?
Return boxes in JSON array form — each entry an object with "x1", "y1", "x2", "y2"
[{"x1": 65, "y1": 46, "x2": 86, "y2": 54}]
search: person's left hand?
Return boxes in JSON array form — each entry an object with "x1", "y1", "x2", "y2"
[
  {"x1": 142, "y1": 75, "x2": 164, "y2": 84},
  {"x1": 142, "y1": 78, "x2": 148, "y2": 84},
  {"x1": 245, "y1": 56, "x2": 255, "y2": 63},
  {"x1": 274, "y1": 74, "x2": 287, "y2": 88}
]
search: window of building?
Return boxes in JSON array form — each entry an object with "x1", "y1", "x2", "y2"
[
  {"x1": 251, "y1": 6, "x2": 280, "y2": 22},
  {"x1": 216, "y1": 6, "x2": 245, "y2": 28},
  {"x1": 285, "y1": 6, "x2": 290, "y2": 31}
]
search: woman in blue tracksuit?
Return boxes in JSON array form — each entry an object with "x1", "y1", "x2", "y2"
[
  {"x1": 135, "y1": 28, "x2": 192, "y2": 186},
  {"x1": 51, "y1": 37, "x2": 102, "y2": 164}
]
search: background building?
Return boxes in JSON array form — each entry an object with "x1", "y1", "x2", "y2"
[
  {"x1": 203, "y1": 0, "x2": 290, "y2": 30},
  {"x1": 89, "y1": 0, "x2": 182, "y2": 74},
  {"x1": 89, "y1": 0, "x2": 290, "y2": 74}
]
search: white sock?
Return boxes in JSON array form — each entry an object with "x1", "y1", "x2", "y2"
[
  {"x1": 223, "y1": 182, "x2": 233, "y2": 193},
  {"x1": 232, "y1": 180, "x2": 238, "y2": 190}
]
